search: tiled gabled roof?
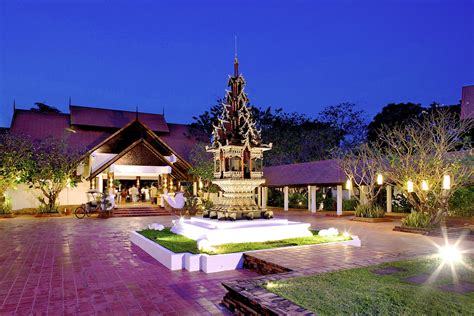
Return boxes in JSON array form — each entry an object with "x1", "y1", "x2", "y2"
[
  {"x1": 10, "y1": 110, "x2": 113, "y2": 152},
  {"x1": 263, "y1": 159, "x2": 347, "y2": 187},
  {"x1": 70, "y1": 105, "x2": 169, "y2": 132}
]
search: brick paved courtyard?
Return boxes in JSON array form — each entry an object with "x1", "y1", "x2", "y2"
[{"x1": 0, "y1": 212, "x2": 472, "y2": 315}]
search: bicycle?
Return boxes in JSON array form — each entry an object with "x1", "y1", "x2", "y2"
[{"x1": 75, "y1": 190, "x2": 113, "y2": 219}]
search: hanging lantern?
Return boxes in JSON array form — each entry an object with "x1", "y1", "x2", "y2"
[
  {"x1": 407, "y1": 180, "x2": 414, "y2": 193},
  {"x1": 376, "y1": 173, "x2": 383, "y2": 185},
  {"x1": 421, "y1": 180, "x2": 429, "y2": 191},
  {"x1": 345, "y1": 179, "x2": 352, "y2": 190},
  {"x1": 442, "y1": 175, "x2": 451, "y2": 190}
]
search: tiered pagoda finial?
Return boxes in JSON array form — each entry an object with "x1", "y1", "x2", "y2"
[{"x1": 210, "y1": 58, "x2": 267, "y2": 150}]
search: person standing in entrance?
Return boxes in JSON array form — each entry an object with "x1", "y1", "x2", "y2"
[
  {"x1": 130, "y1": 185, "x2": 139, "y2": 203},
  {"x1": 150, "y1": 184, "x2": 158, "y2": 204}
]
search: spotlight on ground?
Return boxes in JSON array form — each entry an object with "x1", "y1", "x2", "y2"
[{"x1": 438, "y1": 245, "x2": 462, "y2": 263}]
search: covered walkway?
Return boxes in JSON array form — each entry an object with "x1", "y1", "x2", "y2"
[{"x1": 261, "y1": 160, "x2": 395, "y2": 215}]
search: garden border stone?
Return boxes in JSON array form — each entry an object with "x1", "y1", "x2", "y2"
[
  {"x1": 130, "y1": 231, "x2": 361, "y2": 273},
  {"x1": 352, "y1": 217, "x2": 392, "y2": 223}
]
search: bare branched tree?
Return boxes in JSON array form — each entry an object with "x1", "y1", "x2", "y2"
[
  {"x1": 378, "y1": 109, "x2": 473, "y2": 226},
  {"x1": 338, "y1": 143, "x2": 385, "y2": 207}
]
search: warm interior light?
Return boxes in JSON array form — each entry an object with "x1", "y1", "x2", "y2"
[
  {"x1": 439, "y1": 245, "x2": 462, "y2": 263},
  {"x1": 442, "y1": 175, "x2": 451, "y2": 190},
  {"x1": 345, "y1": 179, "x2": 352, "y2": 190},
  {"x1": 407, "y1": 180, "x2": 414, "y2": 193},
  {"x1": 421, "y1": 180, "x2": 429, "y2": 191},
  {"x1": 376, "y1": 173, "x2": 383, "y2": 185}
]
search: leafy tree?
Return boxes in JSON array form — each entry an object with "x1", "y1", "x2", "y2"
[
  {"x1": 192, "y1": 101, "x2": 368, "y2": 166},
  {"x1": 0, "y1": 133, "x2": 30, "y2": 213},
  {"x1": 187, "y1": 143, "x2": 216, "y2": 199},
  {"x1": 22, "y1": 137, "x2": 83, "y2": 212},
  {"x1": 190, "y1": 99, "x2": 222, "y2": 138},
  {"x1": 30, "y1": 102, "x2": 61, "y2": 113},
  {"x1": 367, "y1": 103, "x2": 424, "y2": 143},
  {"x1": 319, "y1": 102, "x2": 367, "y2": 149}
]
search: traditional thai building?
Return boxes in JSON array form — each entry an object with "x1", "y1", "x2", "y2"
[{"x1": 7, "y1": 105, "x2": 204, "y2": 211}]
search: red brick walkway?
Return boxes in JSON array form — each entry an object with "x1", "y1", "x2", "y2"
[
  {"x1": 1, "y1": 213, "x2": 472, "y2": 315},
  {"x1": 0, "y1": 216, "x2": 256, "y2": 315}
]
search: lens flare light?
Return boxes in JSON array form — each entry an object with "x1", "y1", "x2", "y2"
[{"x1": 439, "y1": 245, "x2": 462, "y2": 263}]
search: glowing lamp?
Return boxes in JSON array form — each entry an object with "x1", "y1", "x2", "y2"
[
  {"x1": 199, "y1": 180, "x2": 203, "y2": 189},
  {"x1": 442, "y1": 175, "x2": 451, "y2": 190},
  {"x1": 439, "y1": 245, "x2": 462, "y2": 263},
  {"x1": 342, "y1": 231, "x2": 351, "y2": 238},
  {"x1": 345, "y1": 179, "x2": 352, "y2": 190},
  {"x1": 376, "y1": 173, "x2": 383, "y2": 185},
  {"x1": 421, "y1": 180, "x2": 429, "y2": 191},
  {"x1": 407, "y1": 180, "x2": 414, "y2": 193}
]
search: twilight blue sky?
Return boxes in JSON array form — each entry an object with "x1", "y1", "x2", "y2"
[{"x1": 1, "y1": 0, "x2": 473, "y2": 128}]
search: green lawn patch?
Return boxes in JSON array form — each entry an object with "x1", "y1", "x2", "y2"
[
  {"x1": 137, "y1": 229, "x2": 350, "y2": 255},
  {"x1": 264, "y1": 257, "x2": 474, "y2": 315}
]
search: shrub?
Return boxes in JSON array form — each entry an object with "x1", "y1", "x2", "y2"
[
  {"x1": 268, "y1": 188, "x2": 283, "y2": 207},
  {"x1": 402, "y1": 211, "x2": 432, "y2": 228},
  {"x1": 202, "y1": 198, "x2": 214, "y2": 210},
  {"x1": 393, "y1": 193, "x2": 412, "y2": 213},
  {"x1": 354, "y1": 204, "x2": 385, "y2": 218},
  {"x1": 183, "y1": 194, "x2": 199, "y2": 216},
  {"x1": 289, "y1": 191, "x2": 307, "y2": 209},
  {"x1": 343, "y1": 198, "x2": 358, "y2": 211},
  {"x1": 448, "y1": 186, "x2": 474, "y2": 218},
  {"x1": 37, "y1": 202, "x2": 60, "y2": 214},
  {"x1": 0, "y1": 194, "x2": 12, "y2": 214}
]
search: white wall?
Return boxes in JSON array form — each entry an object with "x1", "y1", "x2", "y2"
[{"x1": 6, "y1": 180, "x2": 90, "y2": 211}]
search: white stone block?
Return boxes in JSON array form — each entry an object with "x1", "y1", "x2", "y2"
[
  {"x1": 184, "y1": 253, "x2": 201, "y2": 272},
  {"x1": 200, "y1": 253, "x2": 245, "y2": 274},
  {"x1": 130, "y1": 231, "x2": 184, "y2": 270}
]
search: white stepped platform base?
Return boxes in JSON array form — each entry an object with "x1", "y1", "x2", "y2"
[
  {"x1": 170, "y1": 217, "x2": 312, "y2": 246},
  {"x1": 130, "y1": 231, "x2": 362, "y2": 273}
]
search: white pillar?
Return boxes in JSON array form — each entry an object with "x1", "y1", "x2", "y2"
[
  {"x1": 336, "y1": 185, "x2": 343, "y2": 216},
  {"x1": 193, "y1": 182, "x2": 197, "y2": 196},
  {"x1": 262, "y1": 187, "x2": 268, "y2": 209},
  {"x1": 98, "y1": 174, "x2": 103, "y2": 193},
  {"x1": 283, "y1": 186, "x2": 289, "y2": 211},
  {"x1": 310, "y1": 185, "x2": 317, "y2": 213},
  {"x1": 386, "y1": 185, "x2": 392, "y2": 213},
  {"x1": 258, "y1": 186, "x2": 262, "y2": 207},
  {"x1": 307, "y1": 185, "x2": 311, "y2": 211}
]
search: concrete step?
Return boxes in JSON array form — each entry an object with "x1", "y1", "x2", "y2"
[{"x1": 112, "y1": 207, "x2": 174, "y2": 217}]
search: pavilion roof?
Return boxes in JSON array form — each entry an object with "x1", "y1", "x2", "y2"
[
  {"x1": 70, "y1": 105, "x2": 169, "y2": 132},
  {"x1": 263, "y1": 159, "x2": 347, "y2": 187}
]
